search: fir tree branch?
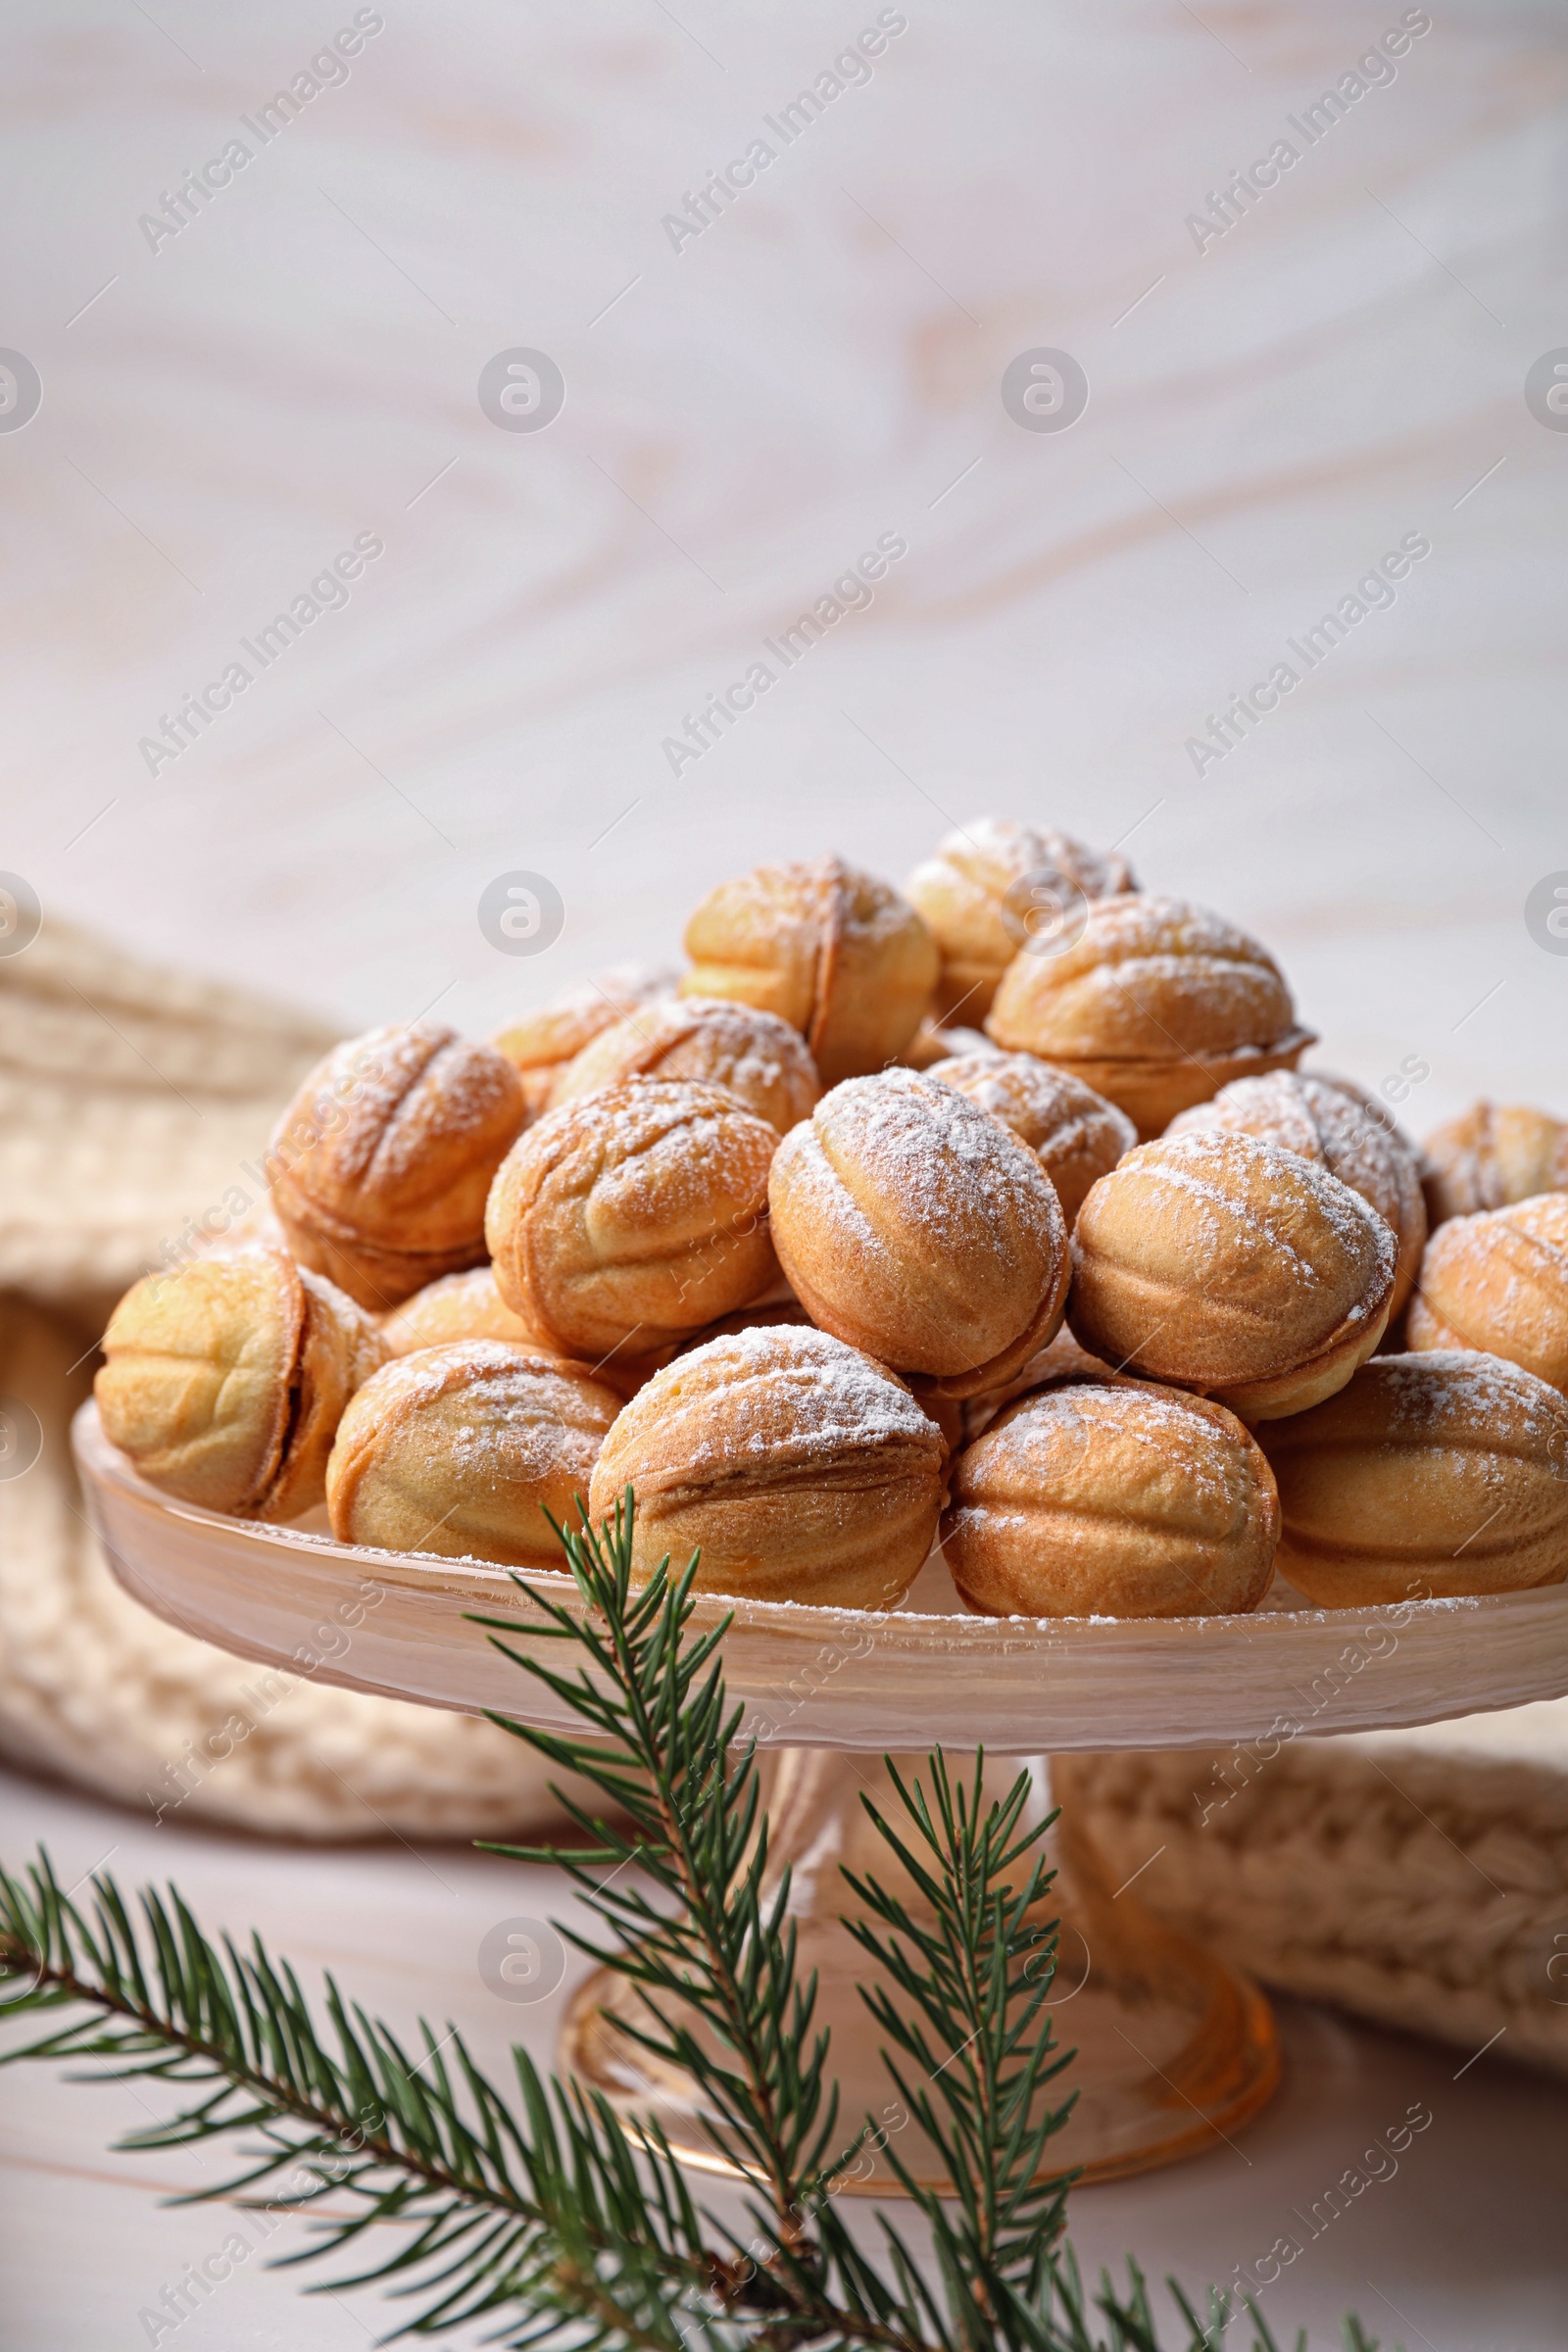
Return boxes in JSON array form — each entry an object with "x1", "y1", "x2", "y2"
[
  {"x1": 0, "y1": 1491, "x2": 1394, "y2": 2352},
  {"x1": 472, "y1": 1493, "x2": 859, "y2": 2247}
]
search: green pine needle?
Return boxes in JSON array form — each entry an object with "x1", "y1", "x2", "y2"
[{"x1": 0, "y1": 1490, "x2": 1396, "y2": 2352}]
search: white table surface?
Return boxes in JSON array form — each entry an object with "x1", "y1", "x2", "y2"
[{"x1": 3, "y1": 0, "x2": 1567, "y2": 2341}]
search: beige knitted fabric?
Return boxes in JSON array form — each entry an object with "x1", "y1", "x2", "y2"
[
  {"x1": 1065, "y1": 1706, "x2": 1568, "y2": 2080},
  {"x1": 0, "y1": 919, "x2": 588, "y2": 1840}
]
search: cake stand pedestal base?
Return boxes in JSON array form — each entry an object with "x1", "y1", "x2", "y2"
[{"x1": 561, "y1": 1747, "x2": 1280, "y2": 2193}]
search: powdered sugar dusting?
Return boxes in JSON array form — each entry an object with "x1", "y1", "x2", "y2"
[
  {"x1": 561, "y1": 997, "x2": 815, "y2": 1127},
  {"x1": 1414, "y1": 1197, "x2": 1568, "y2": 1384},
  {"x1": 1091, "y1": 897, "x2": 1283, "y2": 979},
  {"x1": 1334, "y1": 1351, "x2": 1568, "y2": 1467},
  {"x1": 816, "y1": 1068, "x2": 1056, "y2": 1251},
  {"x1": 970, "y1": 1380, "x2": 1253, "y2": 1521},
  {"x1": 378, "y1": 1031, "x2": 521, "y2": 1185},
  {"x1": 625, "y1": 1323, "x2": 940, "y2": 1469},
  {"x1": 551, "y1": 1080, "x2": 773, "y2": 1237},
  {"x1": 1172, "y1": 1072, "x2": 1411, "y2": 1239},
  {"x1": 1380, "y1": 1348, "x2": 1560, "y2": 1422},
  {"x1": 924, "y1": 818, "x2": 1137, "y2": 903},
  {"x1": 663, "y1": 998, "x2": 811, "y2": 1103},
  {"x1": 1131, "y1": 1131, "x2": 1395, "y2": 1299},
  {"x1": 1421, "y1": 1196, "x2": 1568, "y2": 1301},
  {"x1": 334, "y1": 1341, "x2": 615, "y2": 1526},
  {"x1": 930, "y1": 1052, "x2": 1131, "y2": 1157},
  {"x1": 1505, "y1": 1193, "x2": 1568, "y2": 1251},
  {"x1": 361, "y1": 1337, "x2": 606, "y2": 1419},
  {"x1": 282, "y1": 1023, "x2": 521, "y2": 1196},
  {"x1": 989, "y1": 898, "x2": 1300, "y2": 1062}
]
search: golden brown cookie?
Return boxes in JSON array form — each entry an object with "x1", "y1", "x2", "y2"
[
  {"x1": 485, "y1": 1078, "x2": 779, "y2": 1372},
  {"x1": 586, "y1": 1323, "x2": 946, "y2": 1606},
  {"x1": 671, "y1": 1296, "x2": 813, "y2": 1355},
  {"x1": 379, "y1": 1261, "x2": 661, "y2": 1404},
  {"x1": 379, "y1": 1265, "x2": 548, "y2": 1357},
  {"x1": 95, "y1": 1247, "x2": 386, "y2": 1517},
  {"x1": 1407, "y1": 1194, "x2": 1568, "y2": 1394},
  {"x1": 1258, "y1": 1351, "x2": 1568, "y2": 1604},
  {"x1": 906, "y1": 816, "x2": 1138, "y2": 1022},
  {"x1": 1068, "y1": 1130, "x2": 1396, "y2": 1420},
  {"x1": 929, "y1": 1052, "x2": 1135, "y2": 1224},
  {"x1": 661, "y1": 1296, "x2": 985, "y2": 1445},
  {"x1": 270, "y1": 1023, "x2": 528, "y2": 1310},
  {"x1": 681, "y1": 858, "x2": 938, "y2": 1085},
  {"x1": 661, "y1": 1292, "x2": 956, "y2": 1450},
  {"x1": 767, "y1": 1068, "x2": 1070, "y2": 1399},
  {"x1": 494, "y1": 962, "x2": 679, "y2": 1116},
  {"x1": 959, "y1": 1327, "x2": 1116, "y2": 1443},
  {"x1": 1169, "y1": 1069, "x2": 1426, "y2": 1318},
  {"x1": 326, "y1": 1342, "x2": 620, "y2": 1568},
  {"x1": 1421, "y1": 1101, "x2": 1568, "y2": 1228},
  {"x1": 550, "y1": 996, "x2": 819, "y2": 1133},
  {"x1": 899, "y1": 1018, "x2": 997, "y2": 1070},
  {"x1": 945, "y1": 1374, "x2": 1278, "y2": 1618},
  {"x1": 986, "y1": 895, "x2": 1313, "y2": 1137}
]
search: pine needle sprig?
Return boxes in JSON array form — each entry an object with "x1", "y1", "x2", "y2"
[
  {"x1": 0, "y1": 1490, "x2": 1397, "y2": 2352},
  {"x1": 838, "y1": 1751, "x2": 1077, "y2": 2348},
  {"x1": 0, "y1": 1847, "x2": 718, "y2": 2346},
  {"x1": 469, "y1": 1491, "x2": 858, "y2": 2244}
]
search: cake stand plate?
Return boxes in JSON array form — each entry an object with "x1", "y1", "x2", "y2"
[{"x1": 74, "y1": 1401, "x2": 1568, "y2": 2190}]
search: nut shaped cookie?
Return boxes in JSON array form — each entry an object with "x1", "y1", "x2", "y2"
[
  {"x1": 1258, "y1": 1351, "x2": 1568, "y2": 1604},
  {"x1": 906, "y1": 816, "x2": 1138, "y2": 1022},
  {"x1": 928, "y1": 1052, "x2": 1135, "y2": 1224},
  {"x1": 96, "y1": 1247, "x2": 387, "y2": 1517},
  {"x1": 1170, "y1": 1069, "x2": 1426, "y2": 1318},
  {"x1": 270, "y1": 1023, "x2": 528, "y2": 1310},
  {"x1": 1421, "y1": 1101, "x2": 1568, "y2": 1228},
  {"x1": 681, "y1": 858, "x2": 938, "y2": 1085},
  {"x1": 494, "y1": 962, "x2": 679, "y2": 1117},
  {"x1": 1407, "y1": 1194, "x2": 1568, "y2": 1394},
  {"x1": 672, "y1": 1296, "x2": 814, "y2": 1355},
  {"x1": 485, "y1": 1079, "x2": 780, "y2": 1369},
  {"x1": 900, "y1": 1018, "x2": 996, "y2": 1070},
  {"x1": 379, "y1": 1265, "x2": 548, "y2": 1357},
  {"x1": 767, "y1": 1068, "x2": 1070, "y2": 1398},
  {"x1": 551, "y1": 996, "x2": 819, "y2": 1133},
  {"x1": 587, "y1": 1324, "x2": 946, "y2": 1606},
  {"x1": 945, "y1": 1375, "x2": 1278, "y2": 1619},
  {"x1": 986, "y1": 894, "x2": 1313, "y2": 1137},
  {"x1": 959, "y1": 1326, "x2": 1117, "y2": 1445},
  {"x1": 1069, "y1": 1130, "x2": 1396, "y2": 1421},
  {"x1": 326, "y1": 1342, "x2": 620, "y2": 1568}
]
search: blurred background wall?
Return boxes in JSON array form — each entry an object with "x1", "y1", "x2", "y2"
[{"x1": 4, "y1": 0, "x2": 1565, "y2": 1120}]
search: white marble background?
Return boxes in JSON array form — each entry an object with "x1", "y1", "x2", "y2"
[{"x1": 4, "y1": 0, "x2": 1568, "y2": 2343}]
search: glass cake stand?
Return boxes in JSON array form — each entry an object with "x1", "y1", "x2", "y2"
[{"x1": 74, "y1": 1400, "x2": 1568, "y2": 2189}]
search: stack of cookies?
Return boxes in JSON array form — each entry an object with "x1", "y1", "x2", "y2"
[{"x1": 95, "y1": 830, "x2": 1568, "y2": 1621}]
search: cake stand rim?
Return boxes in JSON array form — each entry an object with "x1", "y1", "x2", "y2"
[{"x1": 73, "y1": 1398, "x2": 1568, "y2": 1752}]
